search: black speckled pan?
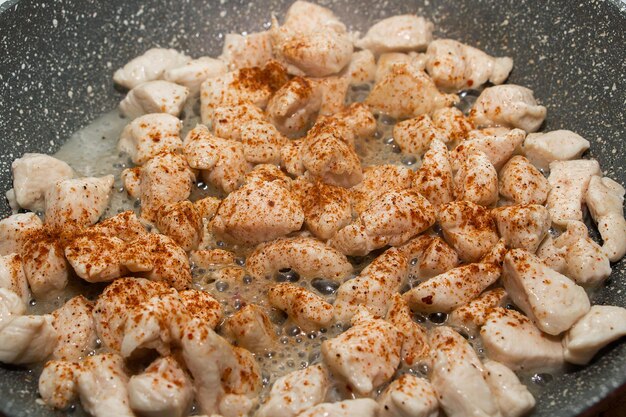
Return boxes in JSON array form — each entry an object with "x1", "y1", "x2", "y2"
[{"x1": 0, "y1": 0, "x2": 625, "y2": 416}]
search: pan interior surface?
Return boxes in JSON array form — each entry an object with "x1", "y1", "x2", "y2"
[{"x1": 0, "y1": 0, "x2": 625, "y2": 416}]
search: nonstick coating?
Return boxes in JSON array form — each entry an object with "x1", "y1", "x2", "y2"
[{"x1": 0, "y1": 0, "x2": 625, "y2": 416}]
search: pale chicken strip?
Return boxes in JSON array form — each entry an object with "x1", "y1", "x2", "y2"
[
  {"x1": 222, "y1": 304, "x2": 277, "y2": 354},
  {"x1": 38, "y1": 360, "x2": 81, "y2": 410},
  {"x1": 0, "y1": 212, "x2": 42, "y2": 256},
  {"x1": 585, "y1": 176, "x2": 626, "y2": 262},
  {"x1": 401, "y1": 234, "x2": 459, "y2": 280},
  {"x1": 492, "y1": 204, "x2": 551, "y2": 253},
  {"x1": 119, "y1": 80, "x2": 189, "y2": 119},
  {"x1": 114, "y1": 48, "x2": 191, "y2": 89},
  {"x1": 356, "y1": 15, "x2": 433, "y2": 55},
  {"x1": 413, "y1": 138, "x2": 455, "y2": 207},
  {"x1": 470, "y1": 85, "x2": 546, "y2": 132},
  {"x1": 499, "y1": 156, "x2": 550, "y2": 205},
  {"x1": 266, "y1": 76, "x2": 322, "y2": 136},
  {"x1": 377, "y1": 374, "x2": 439, "y2": 417},
  {"x1": 451, "y1": 128, "x2": 526, "y2": 171},
  {"x1": 522, "y1": 130, "x2": 590, "y2": 172},
  {"x1": 163, "y1": 57, "x2": 228, "y2": 95},
  {"x1": 51, "y1": 295, "x2": 97, "y2": 361},
  {"x1": 268, "y1": 283, "x2": 334, "y2": 331},
  {"x1": 296, "y1": 399, "x2": 379, "y2": 417},
  {"x1": 118, "y1": 113, "x2": 183, "y2": 165},
  {"x1": 0, "y1": 253, "x2": 29, "y2": 303},
  {"x1": 483, "y1": 360, "x2": 536, "y2": 417}
]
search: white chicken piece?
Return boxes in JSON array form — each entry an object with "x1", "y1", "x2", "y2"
[
  {"x1": 268, "y1": 283, "x2": 334, "y2": 331},
  {"x1": 429, "y1": 326, "x2": 501, "y2": 417},
  {"x1": 413, "y1": 139, "x2": 455, "y2": 207},
  {"x1": 155, "y1": 200, "x2": 203, "y2": 251},
  {"x1": 297, "y1": 399, "x2": 379, "y2": 417},
  {"x1": 51, "y1": 295, "x2": 96, "y2": 361},
  {"x1": 121, "y1": 167, "x2": 141, "y2": 199},
  {"x1": 178, "y1": 289, "x2": 223, "y2": 329},
  {"x1": 64, "y1": 233, "x2": 126, "y2": 283},
  {"x1": 10, "y1": 153, "x2": 74, "y2": 212},
  {"x1": 282, "y1": 1, "x2": 346, "y2": 33},
  {"x1": 211, "y1": 102, "x2": 267, "y2": 141},
  {"x1": 183, "y1": 124, "x2": 248, "y2": 193},
  {"x1": 438, "y1": 201, "x2": 499, "y2": 262},
  {"x1": 343, "y1": 49, "x2": 376, "y2": 85},
  {"x1": 535, "y1": 235, "x2": 567, "y2": 273},
  {"x1": 0, "y1": 253, "x2": 29, "y2": 303},
  {"x1": 585, "y1": 176, "x2": 626, "y2": 262},
  {"x1": 266, "y1": 76, "x2": 322, "y2": 136},
  {"x1": 483, "y1": 360, "x2": 536, "y2": 417},
  {"x1": 247, "y1": 237, "x2": 352, "y2": 281},
  {"x1": 545, "y1": 159, "x2": 601, "y2": 227},
  {"x1": 386, "y1": 293, "x2": 430, "y2": 366},
  {"x1": 222, "y1": 304, "x2": 276, "y2": 354},
  {"x1": 502, "y1": 249, "x2": 590, "y2": 335},
  {"x1": 38, "y1": 360, "x2": 81, "y2": 409},
  {"x1": 322, "y1": 308, "x2": 402, "y2": 395},
  {"x1": 243, "y1": 163, "x2": 293, "y2": 188},
  {"x1": 492, "y1": 204, "x2": 551, "y2": 252},
  {"x1": 240, "y1": 116, "x2": 288, "y2": 164},
  {"x1": 375, "y1": 52, "x2": 427, "y2": 83},
  {"x1": 563, "y1": 305, "x2": 626, "y2": 365},
  {"x1": 0, "y1": 288, "x2": 57, "y2": 364},
  {"x1": 365, "y1": 63, "x2": 458, "y2": 119},
  {"x1": 404, "y1": 261, "x2": 501, "y2": 314},
  {"x1": 135, "y1": 151, "x2": 195, "y2": 222},
  {"x1": 481, "y1": 307, "x2": 564, "y2": 371},
  {"x1": 309, "y1": 76, "x2": 349, "y2": 116},
  {"x1": 256, "y1": 364, "x2": 329, "y2": 417},
  {"x1": 221, "y1": 31, "x2": 273, "y2": 70},
  {"x1": 401, "y1": 234, "x2": 459, "y2": 280},
  {"x1": 119, "y1": 80, "x2": 189, "y2": 119},
  {"x1": 114, "y1": 48, "x2": 190, "y2": 89},
  {"x1": 455, "y1": 150, "x2": 499, "y2": 206},
  {"x1": 163, "y1": 56, "x2": 228, "y2": 95},
  {"x1": 522, "y1": 130, "x2": 591, "y2": 172},
  {"x1": 333, "y1": 246, "x2": 409, "y2": 322},
  {"x1": 94, "y1": 210, "x2": 147, "y2": 241},
  {"x1": 77, "y1": 353, "x2": 134, "y2": 417},
  {"x1": 44, "y1": 175, "x2": 114, "y2": 232},
  {"x1": 0, "y1": 212, "x2": 42, "y2": 256},
  {"x1": 350, "y1": 164, "x2": 414, "y2": 214},
  {"x1": 21, "y1": 227, "x2": 69, "y2": 299},
  {"x1": 195, "y1": 196, "x2": 222, "y2": 221},
  {"x1": 392, "y1": 114, "x2": 448, "y2": 156},
  {"x1": 431, "y1": 106, "x2": 475, "y2": 143},
  {"x1": 301, "y1": 131, "x2": 363, "y2": 188},
  {"x1": 425, "y1": 39, "x2": 513, "y2": 91},
  {"x1": 499, "y1": 156, "x2": 550, "y2": 205},
  {"x1": 190, "y1": 249, "x2": 235, "y2": 269},
  {"x1": 118, "y1": 113, "x2": 183, "y2": 165},
  {"x1": 356, "y1": 15, "x2": 433, "y2": 55},
  {"x1": 281, "y1": 139, "x2": 306, "y2": 176},
  {"x1": 470, "y1": 85, "x2": 546, "y2": 132},
  {"x1": 451, "y1": 128, "x2": 526, "y2": 171},
  {"x1": 127, "y1": 356, "x2": 193, "y2": 417},
  {"x1": 377, "y1": 374, "x2": 439, "y2": 417},
  {"x1": 448, "y1": 288, "x2": 507, "y2": 333}
]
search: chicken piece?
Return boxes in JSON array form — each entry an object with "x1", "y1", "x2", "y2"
[
  {"x1": 21, "y1": 227, "x2": 69, "y2": 299},
  {"x1": 429, "y1": 326, "x2": 501, "y2": 417},
  {"x1": 121, "y1": 233, "x2": 192, "y2": 291},
  {"x1": 451, "y1": 128, "x2": 526, "y2": 171},
  {"x1": 51, "y1": 295, "x2": 96, "y2": 361},
  {"x1": 281, "y1": 139, "x2": 306, "y2": 176},
  {"x1": 356, "y1": 15, "x2": 433, "y2": 55},
  {"x1": 44, "y1": 175, "x2": 114, "y2": 232},
  {"x1": 585, "y1": 176, "x2": 626, "y2": 262},
  {"x1": 297, "y1": 399, "x2": 379, "y2": 417},
  {"x1": 522, "y1": 130, "x2": 591, "y2": 171},
  {"x1": 386, "y1": 293, "x2": 430, "y2": 366},
  {"x1": 268, "y1": 283, "x2": 333, "y2": 331},
  {"x1": 492, "y1": 204, "x2": 550, "y2": 252},
  {"x1": 181, "y1": 318, "x2": 261, "y2": 416},
  {"x1": 195, "y1": 197, "x2": 221, "y2": 221},
  {"x1": 221, "y1": 31, "x2": 273, "y2": 70},
  {"x1": 114, "y1": 48, "x2": 191, "y2": 89},
  {"x1": 378, "y1": 374, "x2": 439, "y2": 417},
  {"x1": 127, "y1": 356, "x2": 193, "y2": 417},
  {"x1": 392, "y1": 114, "x2": 448, "y2": 156},
  {"x1": 448, "y1": 288, "x2": 507, "y2": 333},
  {"x1": 282, "y1": 1, "x2": 346, "y2": 33},
  {"x1": 119, "y1": 80, "x2": 189, "y2": 119},
  {"x1": 481, "y1": 307, "x2": 564, "y2": 371},
  {"x1": 301, "y1": 132, "x2": 363, "y2": 188},
  {"x1": 374, "y1": 52, "x2": 427, "y2": 83},
  {"x1": 0, "y1": 212, "x2": 42, "y2": 256},
  {"x1": 121, "y1": 167, "x2": 141, "y2": 199},
  {"x1": 413, "y1": 139, "x2": 455, "y2": 207},
  {"x1": 247, "y1": 237, "x2": 352, "y2": 281},
  {"x1": 94, "y1": 210, "x2": 147, "y2": 241},
  {"x1": 0, "y1": 254, "x2": 29, "y2": 303},
  {"x1": 536, "y1": 235, "x2": 567, "y2": 273},
  {"x1": 404, "y1": 261, "x2": 501, "y2": 314},
  {"x1": 483, "y1": 360, "x2": 536, "y2": 417},
  {"x1": 546, "y1": 159, "x2": 601, "y2": 227},
  {"x1": 455, "y1": 151, "x2": 499, "y2": 206},
  {"x1": 178, "y1": 289, "x2": 223, "y2": 328},
  {"x1": 10, "y1": 153, "x2": 74, "y2": 212},
  {"x1": 138, "y1": 151, "x2": 195, "y2": 222},
  {"x1": 163, "y1": 56, "x2": 228, "y2": 95},
  {"x1": 222, "y1": 304, "x2": 276, "y2": 354},
  {"x1": 292, "y1": 178, "x2": 352, "y2": 240},
  {"x1": 470, "y1": 85, "x2": 546, "y2": 132},
  {"x1": 365, "y1": 63, "x2": 458, "y2": 119},
  {"x1": 77, "y1": 353, "x2": 134, "y2": 417},
  {"x1": 431, "y1": 107, "x2": 474, "y2": 143},
  {"x1": 499, "y1": 156, "x2": 550, "y2": 205},
  {"x1": 200, "y1": 61, "x2": 288, "y2": 121},
  {"x1": 257, "y1": 364, "x2": 329, "y2": 417},
  {"x1": 322, "y1": 308, "x2": 402, "y2": 395},
  {"x1": 333, "y1": 247, "x2": 409, "y2": 322},
  {"x1": 240, "y1": 119, "x2": 288, "y2": 165},
  {"x1": 118, "y1": 113, "x2": 183, "y2": 165},
  {"x1": 155, "y1": 200, "x2": 203, "y2": 251},
  {"x1": 311, "y1": 76, "x2": 349, "y2": 116},
  {"x1": 266, "y1": 76, "x2": 322, "y2": 136},
  {"x1": 438, "y1": 201, "x2": 499, "y2": 262},
  {"x1": 243, "y1": 163, "x2": 293, "y2": 188},
  {"x1": 343, "y1": 49, "x2": 376, "y2": 85},
  {"x1": 563, "y1": 305, "x2": 626, "y2": 365},
  {"x1": 502, "y1": 249, "x2": 590, "y2": 335},
  {"x1": 425, "y1": 39, "x2": 513, "y2": 92},
  {"x1": 65, "y1": 234, "x2": 126, "y2": 283},
  {"x1": 211, "y1": 102, "x2": 265, "y2": 140},
  {"x1": 401, "y1": 234, "x2": 459, "y2": 280},
  {"x1": 38, "y1": 360, "x2": 81, "y2": 410},
  {"x1": 350, "y1": 165, "x2": 414, "y2": 214}
]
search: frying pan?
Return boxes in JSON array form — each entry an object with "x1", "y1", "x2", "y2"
[{"x1": 0, "y1": 0, "x2": 624, "y2": 416}]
